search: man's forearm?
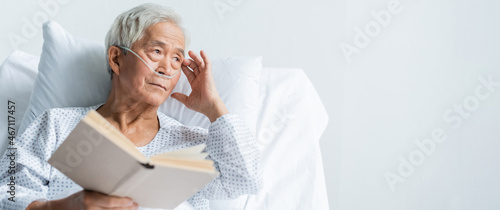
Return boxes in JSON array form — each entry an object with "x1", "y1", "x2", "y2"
[{"x1": 203, "y1": 113, "x2": 263, "y2": 199}]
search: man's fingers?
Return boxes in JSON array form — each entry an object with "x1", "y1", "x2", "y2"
[
  {"x1": 188, "y1": 50, "x2": 205, "y2": 69},
  {"x1": 171, "y1": 92, "x2": 189, "y2": 106},
  {"x1": 190, "y1": 64, "x2": 200, "y2": 76},
  {"x1": 182, "y1": 58, "x2": 192, "y2": 66},
  {"x1": 181, "y1": 65, "x2": 195, "y2": 84},
  {"x1": 108, "y1": 202, "x2": 139, "y2": 210},
  {"x1": 183, "y1": 59, "x2": 200, "y2": 76},
  {"x1": 200, "y1": 50, "x2": 211, "y2": 68},
  {"x1": 183, "y1": 58, "x2": 195, "y2": 68},
  {"x1": 98, "y1": 196, "x2": 134, "y2": 208},
  {"x1": 110, "y1": 203, "x2": 139, "y2": 210},
  {"x1": 86, "y1": 191, "x2": 134, "y2": 208}
]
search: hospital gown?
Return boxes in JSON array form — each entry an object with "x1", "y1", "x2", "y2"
[{"x1": 0, "y1": 103, "x2": 262, "y2": 209}]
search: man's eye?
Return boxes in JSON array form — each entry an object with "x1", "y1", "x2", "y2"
[
  {"x1": 173, "y1": 57, "x2": 180, "y2": 62},
  {"x1": 154, "y1": 49, "x2": 161, "y2": 54}
]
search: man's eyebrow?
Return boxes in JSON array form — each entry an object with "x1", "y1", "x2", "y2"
[
  {"x1": 177, "y1": 48, "x2": 185, "y2": 57},
  {"x1": 148, "y1": 40, "x2": 185, "y2": 56},
  {"x1": 149, "y1": 40, "x2": 166, "y2": 47}
]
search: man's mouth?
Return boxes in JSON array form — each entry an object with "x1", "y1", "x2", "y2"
[{"x1": 150, "y1": 83, "x2": 166, "y2": 91}]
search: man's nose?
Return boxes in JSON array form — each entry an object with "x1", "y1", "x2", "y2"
[{"x1": 156, "y1": 58, "x2": 174, "y2": 76}]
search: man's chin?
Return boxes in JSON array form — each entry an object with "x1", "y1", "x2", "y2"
[{"x1": 143, "y1": 95, "x2": 169, "y2": 107}]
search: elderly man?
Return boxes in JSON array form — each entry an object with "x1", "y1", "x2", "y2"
[{"x1": 0, "y1": 3, "x2": 262, "y2": 210}]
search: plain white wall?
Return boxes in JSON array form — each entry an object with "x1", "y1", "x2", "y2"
[
  {"x1": 3, "y1": 0, "x2": 500, "y2": 209},
  {"x1": 340, "y1": 0, "x2": 500, "y2": 209}
]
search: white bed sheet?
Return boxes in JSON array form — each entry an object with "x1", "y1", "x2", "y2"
[
  {"x1": 0, "y1": 51, "x2": 330, "y2": 209},
  {"x1": 245, "y1": 67, "x2": 330, "y2": 210}
]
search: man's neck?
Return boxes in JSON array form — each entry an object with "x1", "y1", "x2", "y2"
[{"x1": 96, "y1": 89, "x2": 160, "y2": 137}]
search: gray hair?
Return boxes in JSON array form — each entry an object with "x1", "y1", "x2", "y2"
[{"x1": 105, "y1": 3, "x2": 190, "y2": 79}]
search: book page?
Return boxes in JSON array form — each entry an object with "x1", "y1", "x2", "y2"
[
  {"x1": 150, "y1": 156, "x2": 215, "y2": 172},
  {"x1": 157, "y1": 143, "x2": 207, "y2": 157},
  {"x1": 124, "y1": 164, "x2": 219, "y2": 209}
]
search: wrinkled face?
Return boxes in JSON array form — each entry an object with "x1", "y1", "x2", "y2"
[{"x1": 117, "y1": 21, "x2": 185, "y2": 106}]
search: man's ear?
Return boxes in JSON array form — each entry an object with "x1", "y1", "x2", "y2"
[{"x1": 108, "y1": 46, "x2": 122, "y2": 76}]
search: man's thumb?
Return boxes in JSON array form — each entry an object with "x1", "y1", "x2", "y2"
[{"x1": 171, "y1": 92, "x2": 188, "y2": 104}]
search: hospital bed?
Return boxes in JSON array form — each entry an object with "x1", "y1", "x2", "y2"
[{"x1": 0, "y1": 21, "x2": 330, "y2": 210}]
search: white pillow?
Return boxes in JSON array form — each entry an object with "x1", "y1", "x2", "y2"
[
  {"x1": 18, "y1": 21, "x2": 111, "y2": 134},
  {"x1": 0, "y1": 51, "x2": 39, "y2": 156},
  {"x1": 19, "y1": 21, "x2": 261, "y2": 136}
]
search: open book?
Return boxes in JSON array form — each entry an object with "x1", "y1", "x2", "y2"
[{"x1": 48, "y1": 110, "x2": 219, "y2": 209}]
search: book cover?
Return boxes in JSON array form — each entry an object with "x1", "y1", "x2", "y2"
[{"x1": 48, "y1": 110, "x2": 219, "y2": 209}]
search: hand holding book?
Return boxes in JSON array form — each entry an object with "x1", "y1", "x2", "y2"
[{"x1": 27, "y1": 190, "x2": 139, "y2": 210}]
